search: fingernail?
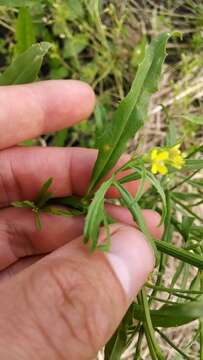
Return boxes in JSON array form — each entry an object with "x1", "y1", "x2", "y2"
[{"x1": 106, "y1": 225, "x2": 155, "y2": 300}]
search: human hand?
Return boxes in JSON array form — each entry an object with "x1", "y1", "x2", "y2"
[{"x1": 0, "y1": 80, "x2": 162, "y2": 359}]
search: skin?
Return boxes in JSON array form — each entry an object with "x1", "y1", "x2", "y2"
[{"x1": 0, "y1": 80, "x2": 163, "y2": 359}]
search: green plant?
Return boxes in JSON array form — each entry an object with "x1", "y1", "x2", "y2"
[{"x1": 1, "y1": 29, "x2": 201, "y2": 358}]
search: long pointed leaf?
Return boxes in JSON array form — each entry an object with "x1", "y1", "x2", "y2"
[
  {"x1": 84, "y1": 178, "x2": 113, "y2": 250},
  {"x1": 88, "y1": 33, "x2": 170, "y2": 192},
  {"x1": 134, "y1": 300, "x2": 203, "y2": 327},
  {"x1": 0, "y1": 42, "x2": 51, "y2": 85},
  {"x1": 15, "y1": 7, "x2": 36, "y2": 55}
]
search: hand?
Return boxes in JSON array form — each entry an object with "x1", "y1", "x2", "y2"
[{"x1": 0, "y1": 80, "x2": 162, "y2": 359}]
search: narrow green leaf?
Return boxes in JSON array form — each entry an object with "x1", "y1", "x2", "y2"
[
  {"x1": 43, "y1": 207, "x2": 81, "y2": 217},
  {"x1": 181, "y1": 216, "x2": 194, "y2": 241},
  {"x1": 36, "y1": 177, "x2": 53, "y2": 208},
  {"x1": 187, "y1": 145, "x2": 203, "y2": 158},
  {"x1": 187, "y1": 178, "x2": 203, "y2": 189},
  {"x1": 34, "y1": 211, "x2": 42, "y2": 230},
  {"x1": 94, "y1": 102, "x2": 107, "y2": 139},
  {"x1": 182, "y1": 114, "x2": 203, "y2": 125},
  {"x1": 133, "y1": 168, "x2": 146, "y2": 202},
  {"x1": 145, "y1": 170, "x2": 167, "y2": 222},
  {"x1": 146, "y1": 283, "x2": 203, "y2": 295},
  {"x1": 0, "y1": 42, "x2": 51, "y2": 85},
  {"x1": 166, "y1": 121, "x2": 177, "y2": 147},
  {"x1": 119, "y1": 172, "x2": 141, "y2": 184},
  {"x1": 156, "y1": 329, "x2": 191, "y2": 359},
  {"x1": 104, "y1": 305, "x2": 134, "y2": 360},
  {"x1": 172, "y1": 192, "x2": 201, "y2": 201},
  {"x1": 12, "y1": 200, "x2": 35, "y2": 209},
  {"x1": 48, "y1": 195, "x2": 86, "y2": 212},
  {"x1": 15, "y1": 7, "x2": 35, "y2": 55},
  {"x1": 134, "y1": 300, "x2": 203, "y2": 327},
  {"x1": 155, "y1": 240, "x2": 203, "y2": 269},
  {"x1": 184, "y1": 159, "x2": 203, "y2": 171},
  {"x1": 138, "y1": 289, "x2": 164, "y2": 359},
  {"x1": 88, "y1": 33, "x2": 170, "y2": 192},
  {"x1": 114, "y1": 182, "x2": 158, "y2": 260},
  {"x1": 84, "y1": 178, "x2": 113, "y2": 250},
  {"x1": 134, "y1": 326, "x2": 144, "y2": 360}
]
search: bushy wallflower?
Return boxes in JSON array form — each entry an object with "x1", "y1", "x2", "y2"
[
  {"x1": 168, "y1": 144, "x2": 185, "y2": 169},
  {"x1": 149, "y1": 144, "x2": 185, "y2": 175}
]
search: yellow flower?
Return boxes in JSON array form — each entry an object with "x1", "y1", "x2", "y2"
[
  {"x1": 150, "y1": 149, "x2": 169, "y2": 175},
  {"x1": 149, "y1": 144, "x2": 185, "y2": 175},
  {"x1": 169, "y1": 144, "x2": 185, "y2": 169}
]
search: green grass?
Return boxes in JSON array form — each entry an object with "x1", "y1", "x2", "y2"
[{"x1": 0, "y1": 1, "x2": 203, "y2": 358}]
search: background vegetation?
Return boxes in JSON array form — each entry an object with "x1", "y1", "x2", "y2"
[{"x1": 0, "y1": 1, "x2": 203, "y2": 359}]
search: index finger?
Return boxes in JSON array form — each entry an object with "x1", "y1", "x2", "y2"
[{"x1": 0, "y1": 80, "x2": 95, "y2": 149}]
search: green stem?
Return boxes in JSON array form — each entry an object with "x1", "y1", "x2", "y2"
[
  {"x1": 156, "y1": 328, "x2": 190, "y2": 359},
  {"x1": 138, "y1": 289, "x2": 164, "y2": 360},
  {"x1": 155, "y1": 240, "x2": 203, "y2": 269},
  {"x1": 133, "y1": 326, "x2": 144, "y2": 360}
]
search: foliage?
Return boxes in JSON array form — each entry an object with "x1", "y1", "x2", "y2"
[{"x1": 0, "y1": 1, "x2": 203, "y2": 358}]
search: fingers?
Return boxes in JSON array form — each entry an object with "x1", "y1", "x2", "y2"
[
  {"x1": 0, "y1": 256, "x2": 42, "y2": 283},
  {"x1": 0, "y1": 80, "x2": 95, "y2": 149},
  {"x1": 0, "y1": 206, "x2": 161, "y2": 272},
  {"x1": 0, "y1": 147, "x2": 139, "y2": 207},
  {"x1": 106, "y1": 204, "x2": 164, "y2": 239},
  {"x1": 0, "y1": 224, "x2": 155, "y2": 359},
  {"x1": 0, "y1": 207, "x2": 84, "y2": 270}
]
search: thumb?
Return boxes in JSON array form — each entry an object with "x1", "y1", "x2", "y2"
[{"x1": 0, "y1": 224, "x2": 155, "y2": 360}]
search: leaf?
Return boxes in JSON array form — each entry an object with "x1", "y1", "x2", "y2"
[
  {"x1": 53, "y1": 129, "x2": 68, "y2": 146},
  {"x1": 114, "y1": 182, "x2": 158, "y2": 259},
  {"x1": 36, "y1": 177, "x2": 53, "y2": 208},
  {"x1": 172, "y1": 192, "x2": 201, "y2": 201},
  {"x1": 184, "y1": 159, "x2": 203, "y2": 171},
  {"x1": 34, "y1": 211, "x2": 42, "y2": 230},
  {"x1": 155, "y1": 240, "x2": 203, "y2": 269},
  {"x1": 0, "y1": 0, "x2": 37, "y2": 5},
  {"x1": 84, "y1": 178, "x2": 113, "y2": 250},
  {"x1": 0, "y1": 42, "x2": 51, "y2": 85},
  {"x1": 43, "y1": 207, "x2": 81, "y2": 217},
  {"x1": 182, "y1": 114, "x2": 203, "y2": 125},
  {"x1": 104, "y1": 305, "x2": 134, "y2": 360},
  {"x1": 131, "y1": 36, "x2": 147, "y2": 67},
  {"x1": 15, "y1": 7, "x2": 35, "y2": 55},
  {"x1": 166, "y1": 121, "x2": 177, "y2": 147},
  {"x1": 138, "y1": 289, "x2": 164, "y2": 359},
  {"x1": 12, "y1": 200, "x2": 35, "y2": 209},
  {"x1": 94, "y1": 102, "x2": 108, "y2": 139},
  {"x1": 88, "y1": 33, "x2": 170, "y2": 193},
  {"x1": 64, "y1": 34, "x2": 88, "y2": 59},
  {"x1": 181, "y1": 216, "x2": 194, "y2": 242},
  {"x1": 66, "y1": 0, "x2": 84, "y2": 20},
  {"x1": 145, "y1": 170, "x2": 167, "y2": 222},
  {"x1": 134, "y1": 300, "x2": 203, "y2": 328},
  {"x1": 48, "y1": 195, "x2": 86, "y2": 212},
  {"x1": 187, "y1": 178, "x2": 203, "y2": 189}
]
